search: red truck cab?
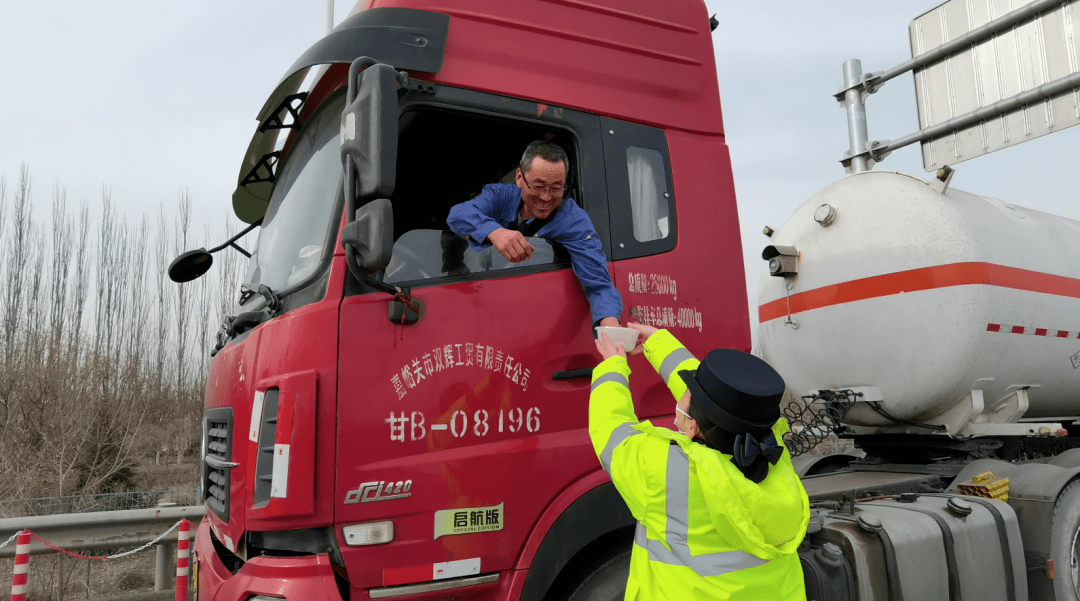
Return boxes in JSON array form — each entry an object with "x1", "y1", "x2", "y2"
[{"x1": 192, "y1": 1, "x2": 748, "y2": 599}]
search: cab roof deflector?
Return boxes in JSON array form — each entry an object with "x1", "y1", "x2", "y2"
[{"x1": 233, "y1": 8, "x2": 450, "y2": 224}]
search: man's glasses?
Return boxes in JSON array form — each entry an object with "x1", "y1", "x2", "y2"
[{"x1": 520, "y1": 170, "x2": 566, "y2": 198}]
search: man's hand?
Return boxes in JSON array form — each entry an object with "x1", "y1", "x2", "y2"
[
  {"x1": 598, "y1": 317, "x2": 620, "y2": 328},
  {"x1": 624, "y1": 322, "x2": 659, "y2": 355},
  {"x1": 487, "y1": 228, "x2": 535, "y2": 263},
  {"x1": 594, "y1": 332, "x2": 627, "y2": 361}
]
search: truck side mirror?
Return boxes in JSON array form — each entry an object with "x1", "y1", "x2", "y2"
[
  {"x1": 167, "y1": 219, "x2": 260, "y2": 283},
  {"x1": 762, "y1": 245, "x2": 799, "y2": 277},
  {"x1": 341, "y1": 198, "x2": 394, "y2": 273},
  {"x1": 168, "y1": 249, "x2": 214, "y2": 283},
  {"x1": 341, "y1": 60, "x2": 401, "y2": 202}
]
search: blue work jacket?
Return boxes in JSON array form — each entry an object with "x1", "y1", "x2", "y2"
[{"x1": 447, "y1": 183, "x2": 623, "y2": 325}]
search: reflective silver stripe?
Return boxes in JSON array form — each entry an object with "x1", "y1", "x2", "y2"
[
  {"x1": 633, "y1": 523, "x2": 768, "y2": 576},
  {"x1": 600, "y1": 423, "x2": 641, "y2": 474},
  {"x1": 591, "y1": 371, "x2": 629, "y2": 391},
  {"x1": 658, "y1": 348, "x2": 695, "y2": 384},
  {"x1": 665, "y1": 444, "x2": 691, "y2": 548},
  {"x1": 630, "y1": 444, "x2": 768, "y2": 577}
]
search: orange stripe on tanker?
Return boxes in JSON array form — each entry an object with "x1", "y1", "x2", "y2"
[{"x1": 759, "y1": 262, "x2": 1080, "y2": 324}]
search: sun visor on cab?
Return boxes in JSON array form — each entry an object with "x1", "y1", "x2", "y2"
[{"x1": 232, "y1": 7, "x2": 450, "y2": 224}]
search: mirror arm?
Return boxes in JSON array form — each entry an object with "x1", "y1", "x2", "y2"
[
  {"x1": 344, "y1": 244, "x2": 400, "y2": 296},
  {"x1": 344, "y1": 244, "x2": 421, "y2": 325},
  {"x1": 209, "y1": 219, "x2": 262, "y2": 256},
  {"x1": 227, "y1": 242, "x2": 252, "y2": 259}
]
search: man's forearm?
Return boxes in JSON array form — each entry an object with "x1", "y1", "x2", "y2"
[{"x1": 447, "y1": 205, "x2": 502, "y2": 250}]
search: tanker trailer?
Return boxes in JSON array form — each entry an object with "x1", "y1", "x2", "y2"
[
  {"x1": 749, "y1": 0, "x2": 1080, "y2": 596},
  {"x1": 759, "y1": 170, "x2": 1080, "y2": 438},
  {"x1": 760, "y1": 170, "x2": 1080, "y2": 601}
]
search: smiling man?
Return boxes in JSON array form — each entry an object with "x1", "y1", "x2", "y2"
[{"x1": 446, "y1": 140, "x2": 622, "y2": 329}]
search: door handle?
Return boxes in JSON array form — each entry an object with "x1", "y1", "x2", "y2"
[{"x1": 551, "y1": 367, "x2": 594, "y2": 381}]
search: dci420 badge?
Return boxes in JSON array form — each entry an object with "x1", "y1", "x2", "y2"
[{"x1": 434, "y1": 503, "x2": 504, "y2": 539}]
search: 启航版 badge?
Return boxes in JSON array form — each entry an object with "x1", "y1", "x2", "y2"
[{"x1": 434, "y1": 503, "x2": 504, "y2": 539}]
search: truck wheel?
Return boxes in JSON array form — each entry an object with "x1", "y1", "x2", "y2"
[
  {"x1": 1051, "y1": 479, "x2": 1080, "y2": 600},
  {"x1": 564, "y1": 547, "x2": 631, "y2": 601}
]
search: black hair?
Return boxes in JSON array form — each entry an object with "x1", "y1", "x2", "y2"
[
  {"x1": 688, "y1": 399, "x2": 770, "y2": 484},
  {"x1": 519, "y1": 141, "x2": 570, "y2": 176}
]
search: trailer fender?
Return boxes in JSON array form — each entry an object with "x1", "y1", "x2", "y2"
[
  {"x1": 792, "y1": 449, "x2": 865, "y2": 477},
  {"x1": 1047, "y1": 448, "x2": 1080, "y2": 469},
  {"x1": 517, "y1": 477, "x2": 634, "y2": 601},
  {"x1": 949, "y1": 458, "x2": 1080, "y2": 599}
]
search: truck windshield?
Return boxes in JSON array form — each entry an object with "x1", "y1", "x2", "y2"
[{"x1": 241, "y1": 92, "x2": 345, "y2": 295}]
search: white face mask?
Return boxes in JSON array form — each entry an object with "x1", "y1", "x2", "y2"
[{"x1": 674, "y1": 406, "x2": 693, "y2": 436}]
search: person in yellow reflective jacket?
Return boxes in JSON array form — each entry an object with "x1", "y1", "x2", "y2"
[{"x1": 589, "y1": 323, "x2": 810, "y2": 601}]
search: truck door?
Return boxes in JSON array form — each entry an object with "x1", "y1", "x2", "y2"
[{"x1": 336, "y1": 86, "x2": 614, "y2": 592}]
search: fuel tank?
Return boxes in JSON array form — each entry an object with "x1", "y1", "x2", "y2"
[{"x1": 757, "y1": 171, "x2": 1080, "y2": 431}]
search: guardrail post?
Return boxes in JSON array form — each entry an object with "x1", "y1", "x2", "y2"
[
  {"x1": 11, "y1": 530, "x2": 30, "y2": 601},
  {"x1": 175, "y1": 518, "x2": 190, "y2": 601},
  {"x1": 155, "y1": 540, "x2": 176, "y2": 591},
  {"x1": 156, "y1": 499, "x2": 179, "y2": 591}
]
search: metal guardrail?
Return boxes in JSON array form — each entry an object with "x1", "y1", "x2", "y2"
[
  {"x1": 0, "y1": 489, "x2": 198, "y2": 517},
  {"x1": 0, "y1": 505, "x2": 205, "y2": 559}
]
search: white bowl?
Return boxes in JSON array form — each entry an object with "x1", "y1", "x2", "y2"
[{"x1": 595, "y1": 326, "x2": 639, "y2": 351}]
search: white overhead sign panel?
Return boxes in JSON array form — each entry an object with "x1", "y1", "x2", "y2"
[{"x1": 911, "y1": 0, "x2": 1080, "y2": 171}]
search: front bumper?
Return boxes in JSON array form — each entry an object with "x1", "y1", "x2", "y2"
[{"x1": 194, "y1": 519, "x2": 344, "y2": 601}]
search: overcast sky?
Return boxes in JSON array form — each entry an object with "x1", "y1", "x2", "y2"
[{"x1": 3, "y1": 1, "x2": 1078, "y2": 331}]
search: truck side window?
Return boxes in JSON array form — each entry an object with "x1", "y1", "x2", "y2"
[
  {"x1": 627, "y1": 147, "x2": 670, "y2": 242},
  {"x1": 378, "y1": 103, "x2": 584, "y2": 287},
  {"x1": 384, "y1": 230, "x2": 569, "y2": 284},
  {"x1": 600, "y1": 117, "x2": 676, "y2": 260}
]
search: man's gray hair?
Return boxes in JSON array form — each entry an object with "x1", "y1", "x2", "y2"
[{"x1": 519, "y1": 141, "x2": 570, "y2": 176}]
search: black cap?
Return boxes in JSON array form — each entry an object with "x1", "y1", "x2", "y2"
[{"x1": 678, "y1": 349, "x2": 784, "y2": 438}]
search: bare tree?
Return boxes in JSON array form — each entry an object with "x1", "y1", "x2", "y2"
[
  {"x1": 0, "y1": 167, "x2": 242, "y2": 528},
  {"x1": 48, "y1": 183, "x2": 73, "y2": 363},
  {"x1": 123, "y1": 216, "x2": 150, "y2": 373},
  {"x1": 195, "y1": 227, "x2": 212, "y2": 391},
  {"x1": 67, "y1": 201, "x2": 91, "y2": 360},
  {"x1": 4, "y1": 164, "x2": 33, "y2": 362},
  {"x1": 154, "y1": 209, "x2": 172, "y2": 394},
  {"x1": 174, "y1": 190, "x2": 192, "y2": 392},
  {"x1": 0, "y1": 165, "x2": 32, "y2": 443},
  {"x1": 23, "y1": 228, "x2": 46, "y2": 355},
  {"x1": 217, "y1": 215, "x2": 243, "y2": 332}
]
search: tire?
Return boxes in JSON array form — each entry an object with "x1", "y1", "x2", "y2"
[
  {"x1": 1051, "y1": 479, "x2": 1080, "y2": 600},
  {"x1": 564, "y1": 547, "x2": 631, "y2": 601}
]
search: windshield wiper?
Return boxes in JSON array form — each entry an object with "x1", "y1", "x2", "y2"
[
  {"x1": 210, "y1": 285, "x2": 284, "y2": 354},
  {"x1": 238, "y1": 284, "x2": 283, "y2": 315}
]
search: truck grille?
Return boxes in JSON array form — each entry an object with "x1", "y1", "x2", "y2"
[{"x1": 203, "y1": 408, "x2": 233, "y2": 521}]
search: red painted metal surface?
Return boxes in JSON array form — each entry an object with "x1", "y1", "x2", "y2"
[
  {"x1": 195, "y1": 519, "x2": 344, "y2": 600},
  {"x1": 359, "y1": 0, "x2": 723, "y2": 136},
  {"x1": 201, "y1": 273, "x2": 342, "y2": 553}
]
